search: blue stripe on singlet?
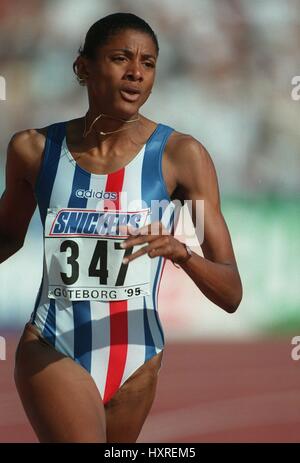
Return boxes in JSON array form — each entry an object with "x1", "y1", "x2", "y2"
[
  {"x1": 143, "y1": 296, "x2": 156, "y2": 360},
  {"x1": 141, "y1": 124, "x2": 174, "y2": 355},
  {"x1": 42, "y1": 299, "x2": 56, "y2": 345},
  {"x1": 30, "y1": 274, "x2": 44, "y2": 325},
  {"x1": 141, "y1": 124, "x2": 173, "y2": 208},
  {"x1": 152, "y1": 257, "x2": 165, "y2": 346},
  {"x1": 34, "y1": 122, "x2": 65, "y2": 332},
  {"x1": 68, "y1": 164, "x2": 92, "y2": 372},
  {"x1": 35, "y1": 123, "x2": 66, "y2": 226},
  {"x1": 152, "y1": 210, "x2": 175, "y2": 347}
]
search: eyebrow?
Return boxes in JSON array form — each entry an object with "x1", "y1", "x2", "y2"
[{"x1": 108, "y1": 48, "x2": 156, "y2": 60}]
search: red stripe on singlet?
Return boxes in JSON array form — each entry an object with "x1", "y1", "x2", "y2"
[{"x1": 103, "y1": 168, "x2": 128, "y2": 404}]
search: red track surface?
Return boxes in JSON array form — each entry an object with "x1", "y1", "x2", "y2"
[{"x1": 1, "y1": 332, "x2": 300, "y2": 443}]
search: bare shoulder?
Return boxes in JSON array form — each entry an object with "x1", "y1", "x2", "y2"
[
  {"x1": 167, "y1": 130, "x2": 212, "y2": 165},
  {"x1": 8, "y1": 126, "x2": 48, "y2": 161},
  {"x1": 7, "y1": 126, "x2": 48, "y2": 184},
  {"x1": 166, "y1": 130, "x2": 217, "y2": 188}
]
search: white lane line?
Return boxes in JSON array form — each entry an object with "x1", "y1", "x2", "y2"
[{"x1": 139, "y1": 389, "x2": 300, "y2": 442}]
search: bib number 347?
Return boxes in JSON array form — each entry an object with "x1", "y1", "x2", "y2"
[{"x1": 45, "y1": 209, "x2": 152, "y2": 302}]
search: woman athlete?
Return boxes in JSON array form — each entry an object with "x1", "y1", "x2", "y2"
[{"x1": 0, "y1": 13, "x2": 242, "y2": 442}]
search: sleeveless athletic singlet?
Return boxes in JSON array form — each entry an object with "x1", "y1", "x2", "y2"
[{"x1": 29, "y1": 121, "x2": 175, "y2": 404}]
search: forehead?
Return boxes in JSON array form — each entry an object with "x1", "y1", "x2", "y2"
[{"x1": 102, "y1": 29, "x2": 157, "y2": 55}]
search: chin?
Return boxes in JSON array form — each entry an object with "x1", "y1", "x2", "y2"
[{"x1": 112, "y1": 101, "x2": 141, "y2": 120}]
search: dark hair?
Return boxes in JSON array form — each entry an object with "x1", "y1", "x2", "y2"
[{"x1": 73, "y1": 12, "x2": 159, "y2": 85}]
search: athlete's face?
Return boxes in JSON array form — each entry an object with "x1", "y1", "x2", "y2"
[{"x1": 85, "y1": 29, "x2": 157, "y2": 118}]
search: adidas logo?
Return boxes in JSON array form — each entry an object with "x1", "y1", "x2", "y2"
[{"x1": 75, "y1": 189, "x2": 117, "y2": 200}]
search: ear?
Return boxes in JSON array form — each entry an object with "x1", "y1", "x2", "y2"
[{"x1": 73, "y1": 56, "x2": 89, "y2": 85}]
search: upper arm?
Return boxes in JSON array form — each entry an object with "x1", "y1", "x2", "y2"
[
  {"x1": 173, "y1": 136, "x2": 238, "y2": 267},
  {"x1": 0, "y1": 131, "x2": 37, "y2": 244}
]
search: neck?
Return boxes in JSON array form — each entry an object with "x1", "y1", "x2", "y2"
[{"x1": 85, "y1": 104, "x2": 140, "y2": 138}]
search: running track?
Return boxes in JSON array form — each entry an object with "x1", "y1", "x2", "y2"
[{"x1": 1, "y1": 333, "x2": 300, "y2": 443}]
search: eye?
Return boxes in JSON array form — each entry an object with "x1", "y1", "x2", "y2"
[
  {"x1": 112, "y1": 56, "x2": 127, "y2": 62},
  {"x1": 144, "y1": 62, "x2": 155, "y2": 68}
]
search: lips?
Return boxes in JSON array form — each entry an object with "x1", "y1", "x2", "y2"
[{"x1": 120, "y1": 87, "x2": 141, "y2": 103}]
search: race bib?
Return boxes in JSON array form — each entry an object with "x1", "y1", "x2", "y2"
[{"x1": 45, "y1": 207, "x2": 151, "y2": 302}]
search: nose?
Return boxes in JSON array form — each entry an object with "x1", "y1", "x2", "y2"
[{"x1": 124, "y1": 60, "x2": 143, "y2": 82}]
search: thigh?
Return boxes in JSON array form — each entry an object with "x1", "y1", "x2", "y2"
[
  {"x1": 104, "y1": 350, "x2": 163, "y2": 443},
  {"x1": 14, "y1": 323, "x2": 106, "y2": 443}
]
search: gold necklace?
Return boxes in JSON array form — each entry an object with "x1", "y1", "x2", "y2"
[{"x1": 83, "y1": 112, "x2": 140, "y2": 137}]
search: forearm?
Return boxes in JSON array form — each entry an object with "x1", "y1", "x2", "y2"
[{"x1": 179, "y1": 252, "x2": 242, "y2": 313}]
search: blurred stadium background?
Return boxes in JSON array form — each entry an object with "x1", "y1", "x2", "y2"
[{"x1": 0, "y1": 0, "x2": 300, "y2": 443}]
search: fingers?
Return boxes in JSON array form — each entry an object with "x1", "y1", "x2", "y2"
[
  {"x1": 119, "y1": 222, "x2": 170, "y2": 250},
  {"x1": 122, "y1": 236, "x2": 172, "y2": 264},
  {"x1": 118, "y1": 222, "x2": 171, "y2": 265},
  {"x1": 123, "y1": 246, "x2": 147, "y2": 264}
]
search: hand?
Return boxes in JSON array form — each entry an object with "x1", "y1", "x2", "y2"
[{"x1": 119, "y1": 221, "x2": 190, "y2": 265}]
